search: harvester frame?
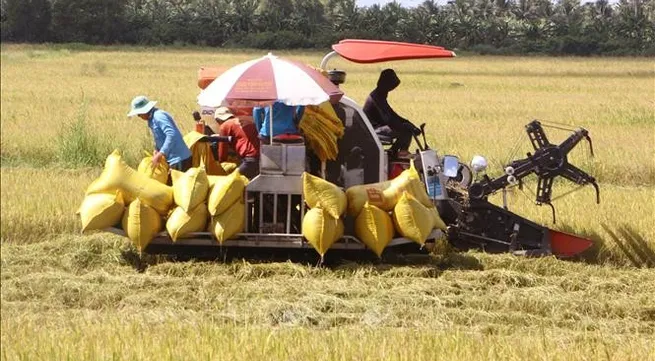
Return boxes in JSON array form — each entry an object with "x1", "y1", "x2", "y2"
[{"x1": 109, "y1": 39, "x2": 599, "y2": 259}]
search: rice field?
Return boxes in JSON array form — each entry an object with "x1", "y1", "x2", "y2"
[{"x1": 1, "y1": 44, "x2": 653, "y2": 360}]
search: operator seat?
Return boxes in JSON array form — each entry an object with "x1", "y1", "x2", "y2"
[
  {"x1": 271, "y1": 133, "x2": 304, "y2": 144},
  {"x1": 376, "y1": 134, "x2": 394, "y2": 146},
  {"x1": 362, "y1": 112, "x2": 396, "y2": 147}
]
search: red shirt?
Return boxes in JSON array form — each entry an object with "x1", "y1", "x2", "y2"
[{"x1": 218, "y1": 117, "x2": 260, "y2": 162}]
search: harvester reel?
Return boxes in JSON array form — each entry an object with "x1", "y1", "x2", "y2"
[
  {"x1": 467, "y1": 120, "x2": 599, "y2": 221},
  {"x1": 445, "y1": 120, "x2": 599, "y2": 256}
]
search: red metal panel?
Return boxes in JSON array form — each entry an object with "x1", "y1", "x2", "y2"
[
  {"x1": 332, "y1": 39, "x2": 456, "y2": 64},
  {"x1": 550, "y1": 230, "x2": 594, "y2": 257},
  {"x1": 198, "y1": 67, "x2": 226, "y2": 89}
]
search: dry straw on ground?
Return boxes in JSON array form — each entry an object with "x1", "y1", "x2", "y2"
[
  {"x1": 1, "y1": 44, "x2": 653, "y2": 360},
  {"x1": 1, "y1": 234, "x2": 654, "y2": 360}
]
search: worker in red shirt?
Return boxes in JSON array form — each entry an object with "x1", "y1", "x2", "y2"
[{"x1": 213, "y1": 107, "x2": 260, "y2": 179}]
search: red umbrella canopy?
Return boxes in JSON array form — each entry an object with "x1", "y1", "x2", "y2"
[{"x1": 198, "y1": 53, "x2": 343, "y2": 108}]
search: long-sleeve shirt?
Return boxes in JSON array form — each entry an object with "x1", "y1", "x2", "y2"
[
  {"x1": 147, "y1": 108, "x2": 191, "y2": 165},
  {"x1": 362, "y1": 89, "x2": 411, "y2": 131},
  {"x1": 218, "y1": 117, "x2": 260, "y2": 162},
  {"x1": 363, "y1": 68, "x2": 416, "y2": 133},
  {"x1": 253, "y1": 101, "x2": 304, "y2": 138}
]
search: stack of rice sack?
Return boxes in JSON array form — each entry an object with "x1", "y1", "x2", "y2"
[
  {"x1": 346, "y1": 160, "x2": 447, "y2": 257},
  {"x1": 207, "y1": 170, "x2": 249, "y2": 243},
  {"x1": 166, "y1": 167, "x2": 210, "y2": 242},
  {"x1": 165, "y1": 166, "x2": 250, "y2": 244},
  {"x1": 79, "y1": 149, "x2": 173, "y2": 252},
  {"x1": 78, "y1": 149, "x2": 248, "y2": 252},
  {"x1": 301, "y1": 173, "x2": 346, "y2": 259}
]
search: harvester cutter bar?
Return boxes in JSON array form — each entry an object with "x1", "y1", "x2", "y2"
[{"x1": 104, "y1": 227, "x2": 444, "y2": 254}]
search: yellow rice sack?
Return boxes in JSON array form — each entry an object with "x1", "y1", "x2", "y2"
[
  {"x1": 382, "y1": 160, "x2": 433, "y2": 211},
  {"x1": 429, "y1": 205, "x2": 447, "y2": 231},
  {"x1": 171, "y1": 167, "x2": 210, "y2": 213},
  {"x1": 137, "y1": 152, "x2": 169, "y2": 184},
  {"x1": 166, "y1": 203, "x2": 209, "y2": 242},
  {"x1": 355, "y1": 202, "x2": 395, "y2": 257},
  {"x1": 122, "y1": 198, "x2": 162, "y2": 252},
  {"x1": 207, "y1": 175, "x2": 225, "y2": 189},
  {"x1": 208, "y1": 169, "x2": 247, "y2": 216},
  {"x1": 345, "y1": 180, "x2": 393, "y2": 216},
  {"x1": 221, "y1": 162, "x2": 238, "y2": 174},
  {"x1": 302, "y1": 207, "x2": 344, "y2": 257},
  {"x1": 85, "y1": 176, "x2": 140, "y2": 206},
  {"x1": 78, "y1": 191, "x2": 124, "y2": 233},
  {"x1": 208, "y1": 174, "x2": 249, "y2": 189},
  {"x1": 183, "y1": 131, "x2": 227, "y2": 176},
  {"x1": 117, "y1": 189, "x2": 135, "y2": 205},
  {"x1": 85, "y1": 149, "x2": 173, "y2": 214},
  {"x1": 209, "y1": 199, "x2": 245, "y2": 244},
  {"x1": 85, "y1": 179, "x2": 136, "y2": 205},
  {"x1": 302, "y1": 172, "x2": 347, "y2": 218},
  {"x1": 393, "y1": 192, "x2": 435, "y2": 246},
  {"x1": 298, "y1": 102, "x2": 345, "y2": 162}
]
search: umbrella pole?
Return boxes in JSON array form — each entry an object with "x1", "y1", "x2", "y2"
[{"x1": 269, "y1": 104, "x2": 273, "y2": 145}]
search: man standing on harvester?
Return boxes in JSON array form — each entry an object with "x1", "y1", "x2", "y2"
[
  {"x1": 363, "y1": 69, "x2": 421, "y2": 158},
  {"x1": 128, "y1": 95, "x2": 192, "y2": 172},
  {"x1": 213, "y1": 107, "x2": 260, "y2": 179}
]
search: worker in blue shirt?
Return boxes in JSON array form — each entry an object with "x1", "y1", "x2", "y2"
[
  {"x1": 253, "y1": 101, "x2": 304, "y2": 143},
  {"x1": 128, "y1": 95, "x2": 192, "y2": 171}
]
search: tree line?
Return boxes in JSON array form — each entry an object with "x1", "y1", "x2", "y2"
[{"x1": 1, "y1": 0, "x2": 654, "y2": 55}]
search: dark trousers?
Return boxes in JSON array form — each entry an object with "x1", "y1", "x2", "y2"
[
  {"x1": 239, "y1": 157, "x2": 260, "y2": 179},
  {"x1": 170, "y1": 157, "x2": 193, "y2": 172},
  {"x1": 375, "y1": 125, "x2": 412, "y2": 153}
]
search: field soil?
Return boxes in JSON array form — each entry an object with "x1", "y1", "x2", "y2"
[{"x1": 1, "y1": 44, "x2": 653, "y2": 360}]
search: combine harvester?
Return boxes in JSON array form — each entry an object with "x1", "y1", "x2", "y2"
[{"x1": 106, "y1": 39, "x2": 599, "y2": 259}]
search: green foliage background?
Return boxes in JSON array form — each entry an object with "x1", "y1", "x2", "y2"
[{"x1": 1, "y1": 0, "x2": 654, "y2": 55}]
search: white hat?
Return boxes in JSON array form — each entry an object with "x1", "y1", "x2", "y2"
[
  {"x1": 128, "y1": 95, "x2": 157, "y2": 117},
  {"x1": 214, "y1": 107, "x2": 234, "y2": 121}
]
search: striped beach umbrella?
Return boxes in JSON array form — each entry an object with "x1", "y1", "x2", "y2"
[{"x1": 197, "y1": 53, "x2": 343, "y2": 108}]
